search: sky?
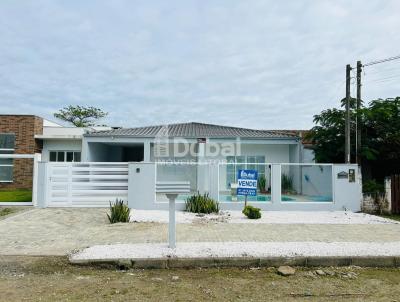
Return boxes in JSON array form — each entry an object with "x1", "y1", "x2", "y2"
[{"x1": 0, "y1": 0, "x2": 399, "y2": 129}]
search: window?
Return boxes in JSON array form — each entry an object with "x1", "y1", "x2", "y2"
[
  {"x1": 49, "y1": 151, "x2": 81, "y2": 162},
  {"x1": 0, "y1": 133, "x2": 15, "y2": 182},
  {"x1": 226, "y1": 155, "x2": 266, "y2": 188}
]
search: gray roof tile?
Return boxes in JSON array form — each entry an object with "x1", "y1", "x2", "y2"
[{"x1": 86, "y1": 122, "x2": 299, "y2": 139}]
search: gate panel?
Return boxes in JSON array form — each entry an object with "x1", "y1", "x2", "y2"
[{"x1": 47, "y1": 162, "x2": 128, "y2": 207}]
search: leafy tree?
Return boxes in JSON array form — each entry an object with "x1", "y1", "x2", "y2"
[
  {"x1": 307, "y1": 97, "x2": 400, "y2": 181},
  {"x1": 307, "y1": 97, "x2": 357, "y2": 163},
  {"x1": 54, "y1": 105, "x2": 107, "y2": 127}
]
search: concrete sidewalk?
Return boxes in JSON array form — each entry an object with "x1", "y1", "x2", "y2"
[
  {"x1": 70, "y1": 242, "x2": 400, "y2": 268},
  {"x1": 1, "y1": 208, "x2": 400, "y2": 256}
]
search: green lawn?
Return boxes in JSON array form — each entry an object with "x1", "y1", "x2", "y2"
[
  {"x1": 0, "y1": 189, "x2": 32, "y2": 202},
  {"x1": 377, "y1": 214, "x2": 400, "y2": 222}
]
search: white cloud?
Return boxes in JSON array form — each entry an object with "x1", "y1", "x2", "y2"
[{"x1": 0, "y1": 0, "x2": 399, "y2": 129}]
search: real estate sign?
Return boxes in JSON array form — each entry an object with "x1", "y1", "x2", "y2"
[{"x1": 237, "y1": 169, "x2": 258, "y2": 196}]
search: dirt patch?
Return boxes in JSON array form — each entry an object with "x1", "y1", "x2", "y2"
[{"x1": 0, "y1": 256, "x2": 400, "y2": 301}]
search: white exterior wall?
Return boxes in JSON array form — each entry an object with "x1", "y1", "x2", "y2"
[
  {"x1": 302, "y1": 148, "x2": 315, "y2": 163},
  {"x1": 41, "y1": 139, "x2": 82, "y2": 162}
]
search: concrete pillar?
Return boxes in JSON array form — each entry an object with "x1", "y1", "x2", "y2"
[
  {"x1": 143, "y1": 141, "x2": 151, "y2": 162},
  {"x1": 385, "y1": 177, "x2": 392, "y2": 213},
  {"x1": 209, "y1": 163, "x2": 219, "y2": 200},
  {"x1": 36, "y1": 162, "x2": 48, "y2": 208},
  {"x1": 32, "y1": 153, "x2": 41, "y2": 207},
  {"x1": 271, "y1": 164, "x2": 282, "y2": 203},
  {"x1": 128, "y1": 162, "x2": 155, "y2": 209},
  {"x1": 197, "y1": 142, "x2": 207, "y2": 193}
]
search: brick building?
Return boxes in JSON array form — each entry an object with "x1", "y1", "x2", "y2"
[{"x1": 0, "y1": 115, "x2": 43, "y2": 189}]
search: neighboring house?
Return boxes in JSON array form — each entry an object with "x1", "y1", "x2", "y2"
[
  {"x1": 35, "y1": 124, "x2": 110, "y2": 163},
  {"x1": 0, "y1": 114, "x2": 109, "y2": 190},
  {"x1": 0, "y1": 115, "x2": 43, "y2": 189},
  {"x1": 0, "y1": 116, "x2": 312, "y2": 193},
  {"x1": 270, "y1": 130, "x2": 315, "y2": 163}
]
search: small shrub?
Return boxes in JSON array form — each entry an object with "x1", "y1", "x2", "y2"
[
  {"x1": 185, "y1": 192, "x2": 219, "y2": 214},
  {"x1": 242, "y1": 205, "x2": 262, "y2": 219},
  {"x1": 363, "y1": 179, "x2": 384, "y2": 194},
  {"x1": 107, "y1": 199, "x2": 130, "y2": 224}
]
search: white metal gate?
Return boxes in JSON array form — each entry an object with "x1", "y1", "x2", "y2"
[{"x1": 46, "y1": 162, "x2": 129, "y2": 207}]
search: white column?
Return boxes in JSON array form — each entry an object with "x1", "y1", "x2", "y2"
[
  {"x1": 271, "y1": 164, "x2": 282, "y2": 203},
  {"x1": 32, "y1": 153, "x2": 41, "y2": 206},
  {"x1": 197, "y1": 142, "x2": 207, "y2": 193},
  {"x1": 143, "y1": 141, "x2": 151, "y2": 162}
]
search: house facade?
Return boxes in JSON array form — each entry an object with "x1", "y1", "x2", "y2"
[
  {"x1": 81, "y1": 122, "x2": 308, "y2": 193},
  {"x1": 0, "y1": 115, "x2": 361, "y2": 210}
]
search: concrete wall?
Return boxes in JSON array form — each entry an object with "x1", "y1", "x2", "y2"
[{"x1": 41, "y1": 139, "x2": 82, "y2": 162}]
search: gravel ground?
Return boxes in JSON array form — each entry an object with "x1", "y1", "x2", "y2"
[
  {"x1": 1, "y1": 208, "x2": 400, "y2": 256},
  {"x1": 131, "y1": 210, "x2": 398, "y2": 224}
]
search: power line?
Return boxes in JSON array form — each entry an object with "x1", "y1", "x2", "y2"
[
  {"x1": 364, "y1": 73, "x2": 400, "y2": 84},
  {"x1": 363, "y1": 54, "x2": 400, "y2": 67}
]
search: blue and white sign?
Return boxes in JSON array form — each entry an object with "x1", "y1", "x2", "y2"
[{"x1": 237, "y1": 169, "x2": 258, "y2": 196}]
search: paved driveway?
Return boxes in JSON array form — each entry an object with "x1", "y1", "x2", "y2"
[{"x1": 1, "y1": 208, "x2": 400, "y2": 256}]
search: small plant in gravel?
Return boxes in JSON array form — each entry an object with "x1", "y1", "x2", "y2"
[
  {"x1": 242, "y1": 205, "x2": 262, "y2": 219},
  {"x1": 185, "y1": 192, "x2": 219, "y2": 214},
  {"x1": 107, "y1": 199, "x2": 130, "y2": 223}
]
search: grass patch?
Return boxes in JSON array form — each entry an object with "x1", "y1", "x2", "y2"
[
  {"x1": 0, "y1": 207, "x2": 18, "y2": 217},
  {"x1": 376, "y1": 214, "x2": 400, "y2": 222},
  {"x1": 0, "y1": 189, "x2": 32, "y2": 202}
]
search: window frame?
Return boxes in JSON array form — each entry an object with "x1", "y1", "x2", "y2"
[
  {"x1": 0, "y1": 133, "x2": 15, "y2": 183},
  {"x1": 226, "y1": 155, "x2": 266, "y2": 188},
  {"x1": 49, "y1": 150, "x2": 82, "y2": 162}
]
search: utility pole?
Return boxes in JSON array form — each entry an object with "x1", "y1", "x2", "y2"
[
  {"x1": 356, "y1": 61, "x2": 362, "y2": 165},
  {"x1": 345, "y1": 64, "x2": 351, "y2": 164}
]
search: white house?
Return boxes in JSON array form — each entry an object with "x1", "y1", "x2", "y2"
[{"x1": 33, "y1": 121, "x2": 360, "y2": 211}]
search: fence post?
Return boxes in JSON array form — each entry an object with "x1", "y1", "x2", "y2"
[
  {"x1": 32, "y1": 153, "x2": 41, "y2": 206},
  {"x1": 36, "y1": 162, "x2": 48, "y2": 208},
  {"x1": 271, "y1": 164, "x2": 281, "y2": 203},
  {"x1": 385, "y1": 177, "x2": 392, "y2": 213}
]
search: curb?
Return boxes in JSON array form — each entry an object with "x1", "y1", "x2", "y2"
[{"x1": 70, "y1": 256, "x2": 400, "y2": 269}]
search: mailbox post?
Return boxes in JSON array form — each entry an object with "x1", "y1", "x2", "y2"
[
  {"x1": 156, "y1": 181, "x2": 191, "y2": 249},
  {"x1": 166, "y1": 193, "x2": 178, "y2": 248}
]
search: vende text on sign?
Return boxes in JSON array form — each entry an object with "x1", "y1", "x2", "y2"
[{"x1": 237, "y1": 169, "x2": 258, "y2": 196}]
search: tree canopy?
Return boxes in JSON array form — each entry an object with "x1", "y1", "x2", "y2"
[
  {"x1": 307, "y1": 97, "x2": 400, "y2": 181},
  {"x1": 54, "y1": 105, "x2": 108, "y2": 127}
]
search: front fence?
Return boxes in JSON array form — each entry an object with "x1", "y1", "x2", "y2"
[
  {"x1": 44, "y1": 162, "x2": 128, "y2": 207},
  {"x1": 37, "y1": 161, "x2": 361, "y2": 211}
]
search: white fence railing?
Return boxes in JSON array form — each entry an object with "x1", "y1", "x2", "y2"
[{"x1": 45, "y1": 162, "x2": 128, "y2": 207}]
